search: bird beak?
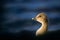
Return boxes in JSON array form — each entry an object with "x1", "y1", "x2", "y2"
[{"x1": 32, "y1": 18, "x2": 36, "y2": 21}]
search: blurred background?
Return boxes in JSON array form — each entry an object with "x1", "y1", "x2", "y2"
[{"x1": 1, "y1": 0, "x2": 60, "y2": 40}]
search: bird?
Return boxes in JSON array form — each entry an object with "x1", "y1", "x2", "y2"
[
  {"x1": 32, "y1": 12, "x2": 48, "y2": 37},
  {"x1": 32, "y1": 12, "x2": 60, "y2": 40}
]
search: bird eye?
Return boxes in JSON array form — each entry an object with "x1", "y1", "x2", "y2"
[{"x1": 39, "y1": 16, "x2": 41, "y2": 17}]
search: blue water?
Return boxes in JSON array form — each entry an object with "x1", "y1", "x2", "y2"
[{"x1": 1, "y1": 0, "x2": 60, "y2": 33}]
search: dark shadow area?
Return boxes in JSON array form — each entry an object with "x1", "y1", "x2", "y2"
[{"x1": 0, "y1": 30, "x2": 60, "y2": 40}]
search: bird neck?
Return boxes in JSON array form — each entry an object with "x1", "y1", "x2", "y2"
[
  {"x1": 41, "y1": 21, "x2": 48, "y2": 29},
  {"x1": 36, "y1": 20, "x2": 48, "y2": 36}
]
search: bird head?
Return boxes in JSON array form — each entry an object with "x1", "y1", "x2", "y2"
[{"x1": 32, "y1": 12, "x2": 48, "y2": 23}]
